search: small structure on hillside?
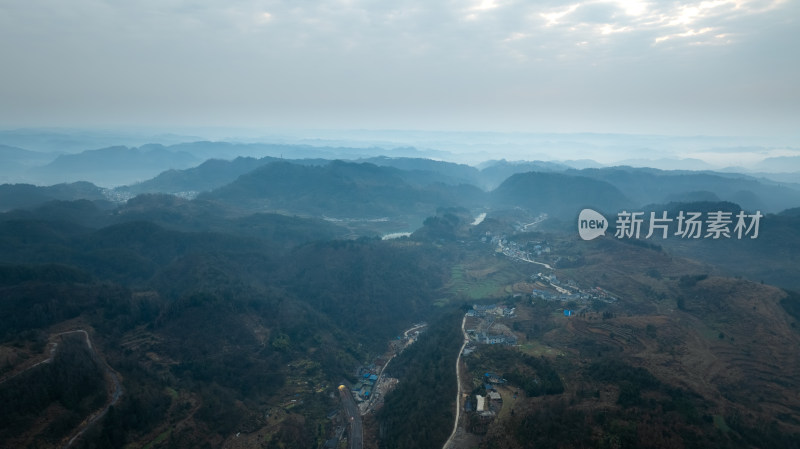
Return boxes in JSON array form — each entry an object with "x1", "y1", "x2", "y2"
[{"x1": 476, "y1": 394, "x2": 486, "y2": 412}]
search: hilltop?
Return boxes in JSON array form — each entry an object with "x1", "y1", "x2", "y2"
[{"x1": 0, "y1": 147, "x2": 799, "y2": 448}]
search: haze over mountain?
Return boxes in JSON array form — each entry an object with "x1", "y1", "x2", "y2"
[
  {"x1": 4, "y1": 143, "x2": 800, "y2": 225},
  {"x1": 4, "y1": 141, "x2": 800, "y2": 291},
  {"x1": 752, "y1": 156, "x2": 800, "y2": 173},
  {"x1": 122, "y1": 157, "x2": 280, "y2": 195},
  {"x1": 570, "y1": 167, "x2": 800, "y2": 213},
  {"x1": 2, "y1": 0, "x2": 799, "y2": 445},
  {"x1": 2, "y1": 129, "x2": 800, "y2": 449},
  {"x1": 491, "y1": 171, "x2": 629, "y2": 217},
  {"x1": 2, "y1": 129, "x2": 799, "y2": 187},
  {"x1": 0, "y1": 182, "x2": 108, "y2": 212}
]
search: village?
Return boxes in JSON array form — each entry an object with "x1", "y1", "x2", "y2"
[
  {"x1": 485, "y1": 226, "x2": 621, "y2": 312},
  {"x1": 464, "y1": 303, "x2": 518, "y2": 349},
  {"x1": 443, "y1": 228, "x2": 628, "y2": 441},
  {"x1": 333, "y1": 218, "x2": 627, "y2": 448},
  {"x1": 456, "y1": 304, "x2": 521, "y2": 438},
  {"x1": 349, "y1": 323, "x2": 426, "y2": 411},
  {"x1": 530, "y1": 272, "x2": 618, "y2": 306},
  {"x1": 322, "y1": 323, "x2": 425, "y2": 449}
]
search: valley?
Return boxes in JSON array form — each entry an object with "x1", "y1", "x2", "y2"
[
  {"x1": 432, "y1": 222, "x2": 800, "y2": 449},
  {"x1": 3, "y1": 0, "x2": 800, "y2": 445},
  {"x1": 1, "y1": 147, "x2": 799, "y2": 448}
]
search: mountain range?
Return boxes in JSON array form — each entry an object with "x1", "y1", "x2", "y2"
[{"x1": 2, "y1": 136, "x2": 800, "y2": 448}]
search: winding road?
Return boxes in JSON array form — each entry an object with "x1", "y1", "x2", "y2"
[
  {"x1": 443, "y1": 314, "x2": 469, "y2": 449},
  {"x1": 0, "y1": 329, "x2": 123, "y2": 448},
  {"x1": 361, "y1": 323, "x2": 427, "y2": 415},
  {"x1": 59, "y1": 330, "x2": 123, "y2": 448}
]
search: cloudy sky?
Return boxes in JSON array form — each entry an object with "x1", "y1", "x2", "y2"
[{"x1": 1, "y1": 0, "x2": 798, "y2": 137}]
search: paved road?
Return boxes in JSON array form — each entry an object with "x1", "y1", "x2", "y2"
[
  {"x1": 340, "y1": 386, "x2": 363, "y2": 449},
  {"x1": 443, "y1": 314, "x2": 469, "y2": 449},
  {"x1": 404, "y1": 323, "x2": 426, "y2": 338}
]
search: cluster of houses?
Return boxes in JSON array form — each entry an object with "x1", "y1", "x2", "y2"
[
  {"x1": 466, "y1": 304, "x2": 516, "y2": 318},
  {"x1": 462, "y1": 333, "x2": 517, "y2": 355},
  {"x1": 465, "y1": 304, "x2": 518, "y2": 348},
  {"x1": 531, "y1": 273, "x2": 618, "y2": 304},
  {"x1": 351, "y1": 366, "x2": 380, "y2": 400},
  {"x1": 474, "y1": 331, "x2": 517, "y2": 345},
  {"x1": 484, "y1": 232, "x2": 554, "y2": 264},
  {"x1": 481, "y1": 230, "x2": 551, "y2": 253},
  {"x1": 497, "y1": 240, "x2": 550, "y2": 263},
  {"x1": 465, "y1": 373, "x2": 506, "y2": 418}
]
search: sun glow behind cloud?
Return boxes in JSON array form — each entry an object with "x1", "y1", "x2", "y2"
[
  {"x1": 521, "y1": 0, "x2": 789, "y2": 49},
  {"x1": 462, "y1": 0, "x2": 502, "y2": 21},
  {"x1": 614, "y1": 0, "x2": 648, "y2": 16},
  {"x1": 540, "y1": 4, "x2": 581, "y2": 26}
]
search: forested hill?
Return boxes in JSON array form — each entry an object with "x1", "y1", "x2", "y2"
[
  {"x1": 123, "y1": 156, "x2": 279, "y2": 194},
  {"x1": 199, "y1": 160, "x2": 484, "y2": 219},
  {"x1": 1, "y1": 157, "x2": 800, "y2": 447},
  {"x1": 0, "y1": 182, "x2": 108, "y2": 212},
  {"x1": 570, "y1": 166, "x2": 800, "y2": 213},
  {"x1": 491, "y1": 171, "x2": 630, "y2": 217},
  {"x1": 0, "y1": 198, "x2": 453, "y2": 448},
  {"x1": 5, "y1": 153, "x2": 800, "y2": 223}
]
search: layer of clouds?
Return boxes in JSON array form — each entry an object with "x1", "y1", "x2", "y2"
[{"x1": 0, "y1": 0, "x2": 797, "y2": 136}]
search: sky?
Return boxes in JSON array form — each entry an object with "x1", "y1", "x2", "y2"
[{"x1": 0, "y1": 0, "x2": 798, "y2": 138}]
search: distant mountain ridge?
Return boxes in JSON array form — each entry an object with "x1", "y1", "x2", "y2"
[
  {"x1": 753, "y1": 156, "x2": 800, "y2": 173},
  {"x1": 491, "y1": 171, "x2": 629, "y2": 217},
  {"x1": 123, "y1": 157, "x2": 277, "y2": 194},
  {"x1": 0, "y1": 144, "x2": 50, "y2": 162},
  {"x1": 30, "y1": 145, "x2": 200, "y2": 187},
  {"x1": 3, "y1": 150, "x2": 800, "y2": 232},
  {"x1": 0, "y1": 145, "x2": 56, "y2": 184},
  {"x1": 200, "y1": 160, "x2": 481, "y2": 221},
  {"x1": 572, "y1": 166, "x2": 800, "y2": 213},
  {"x1": 358, "y1": 156, "x2": 481, "y2": 187},
  {"x1": 0, "y1": 182, "x2": 107, "y2": 212},
  {"x1": 477, "y1": 160, "x2": 572, "y2": 189}
]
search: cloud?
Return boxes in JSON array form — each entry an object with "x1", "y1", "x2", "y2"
[
  {"x1": 0, "y1": 0, "x2": 796, "y2": 136},
  {"x1": 540, "y1": 3, "x2": 581, "y2": 26}
]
